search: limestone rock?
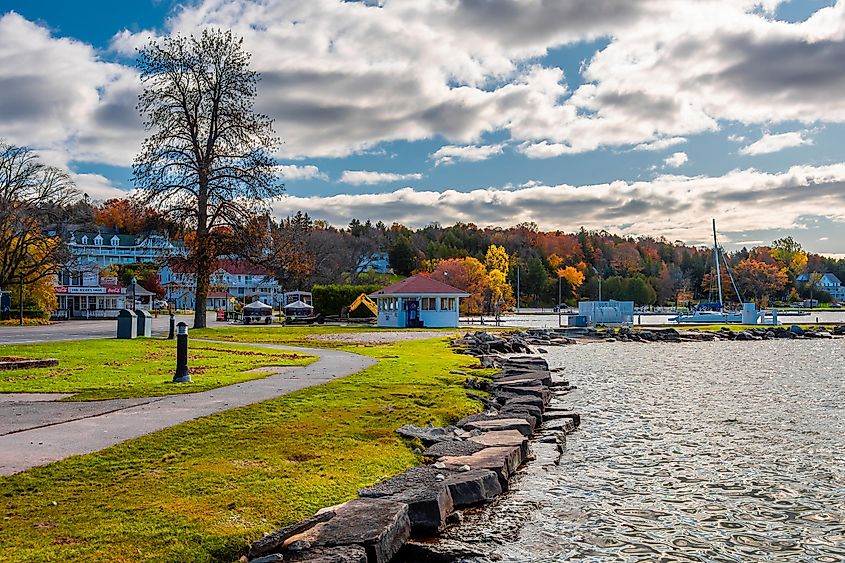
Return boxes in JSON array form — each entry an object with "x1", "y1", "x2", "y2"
[
  {"x1": 285, "y1": 546, "x2": 368, "y2": 562},
  {"x1": 441, "y1": 468, "x2": 502, "y2": 507},
  {"x1": 285, "y1": 498, "x2": 410, "y2": 563},
  {"x1": 359, "y1": 467, "x2": 454, "y2": 535}
]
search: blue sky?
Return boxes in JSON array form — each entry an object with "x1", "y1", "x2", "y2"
[{"x1": 1, "y1": 0, "x2": 845, "y2": 253}]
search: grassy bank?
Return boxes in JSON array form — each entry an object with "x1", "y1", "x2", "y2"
[
  {"x1": 0, "y1": 339, "x2": 315, "y2": 401},
  {"x1": 0, "y1": 332, "x2": 489, "y2": 562}
]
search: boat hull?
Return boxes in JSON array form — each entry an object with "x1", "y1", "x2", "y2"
[{"x1": 670, "y1": 311, "x2": 743, "y2": 323}]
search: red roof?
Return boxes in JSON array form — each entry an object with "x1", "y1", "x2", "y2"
[
  {"x1": 370, "y1": 275, "x2": 468, "y2": 296},
  {"x1": 207, "y1": 291, "x2": 234, "y2": 298}
]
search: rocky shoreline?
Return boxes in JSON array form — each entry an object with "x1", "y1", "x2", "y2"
[{"x1": 243, "y1": 332, "x2": 578, "y2": 563}]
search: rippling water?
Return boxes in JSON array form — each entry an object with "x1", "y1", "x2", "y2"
[{"x1": 452, "y1": 339, "x2": 845, "y2": 562}]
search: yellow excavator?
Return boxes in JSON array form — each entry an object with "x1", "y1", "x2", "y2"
[{"x1": 346, "y1": 293, "x2": 378, "y2": 318}]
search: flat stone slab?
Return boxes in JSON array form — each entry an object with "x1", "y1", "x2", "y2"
[
  {"x1": 461, "y1": 418, "x2": 533, "y2": 437},
  {"x1": 287, "y1": 498, "x2": 410, "y2": 563},
  {"x1": 360, "y1": 467, "x2": 454, "y2": 535},
  {"x1": 423, "y1": 439, "x2": 486, "y2": 458},
  {"x1": 492, "y1": 372, "x2": 552, "y2": 386},
  {"x1": 440, "y1": 445, "x2": 523, "y2": 488},
  {"x1": 543, "y1": 418, "x2": 577, "y2": 433},
  {"x1": 285, "y1": 545, "x2": 367, "y2": 562},
  {"x1": 469, "y1": 429, "x2": 528, "y2": 449},
  {"x1": 498, "y1": 405, "x2": 543, "y2": 427},
  {"x1": 441, "y1": 468, "x2": 502, "y2": 508},
  {"x1": 543, "y1": 410, "x2": 581, "y2": 427}
]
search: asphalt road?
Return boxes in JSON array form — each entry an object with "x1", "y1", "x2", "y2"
[{"x1": 0, "y1": 313, "x2": 213, "y2": 345}]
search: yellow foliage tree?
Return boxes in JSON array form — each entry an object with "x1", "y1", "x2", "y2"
[
  {"x1": 547, "y1": 253, "x2": 563, "y2": 271},
  {"x1": 484, "y1": 244, "x2": 510, "y2": 274},
  {"x1": 487, "y1": 268, "x2": 516, "y2": 312},
  {"x1": 556, "y1": 266, "x2": 585, "y2": 297}
]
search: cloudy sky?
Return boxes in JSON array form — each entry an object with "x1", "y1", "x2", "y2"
[{"x1": 2, "y1": 0, "x2": 845, "y2": 253}]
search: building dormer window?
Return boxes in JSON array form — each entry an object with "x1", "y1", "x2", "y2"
[
  {"x1": 111, "y1": 235, "x2": 120, "y2": 247},
  {"x1": 81, "y1": 235, "x2": 88, "y2": 245},
  {"x1": 94, "y1": 234, "x2": 103, "y2": 245}
]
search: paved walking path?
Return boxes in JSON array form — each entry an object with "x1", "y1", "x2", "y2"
[{"x1": 0, "y1": 342, "x2": 376, "y2": 476}]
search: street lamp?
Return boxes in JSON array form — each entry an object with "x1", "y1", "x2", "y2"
[
  {"x1": 129, "y1": 276, "x2": 137, "y2": 311},
  {"x1": 558, "y1": 274, "x2": 562, "y2": 328},
  {"x1": 591, "y1": 266, "x2": 602, "y2": 301}
]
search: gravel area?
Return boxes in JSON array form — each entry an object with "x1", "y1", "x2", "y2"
[{"x1": 309, "y1": 330, "x2": 457, "y2": 344}]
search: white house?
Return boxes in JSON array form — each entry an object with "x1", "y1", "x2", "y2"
[
  {"x1": 67, "y1": 230, "x2": 183, "y2": 267},
  {"x1": 369, "y1": 275, "x2": 468, "y2": 328},
  {"x1": 159, "y1": 258, "x2": 282, "y2": 309},
  {"x1": 796, "y1": 272, "x2": 845, "y2": 302}
]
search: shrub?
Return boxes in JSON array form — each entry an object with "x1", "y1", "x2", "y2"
[{"x1": 311, "y1": 284, "x2": 383, "y2": 317}]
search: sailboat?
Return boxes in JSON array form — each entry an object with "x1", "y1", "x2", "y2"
[{"x1": 670, "y1": 219, "x2": 743, "y2": 323}]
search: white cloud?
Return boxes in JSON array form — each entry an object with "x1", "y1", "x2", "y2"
[
  {"x1": 3, "y1": 1, "x2": 845, "y2": 167},
  {"x1": 663, "y1": 152, "x2": 689, "y2": 168},
  {"x1": 739, "y1": 131, "x2": 814, "y2": 155},
  {"x1": 338, "y1": 170, "x2": 423, "y2": 185},
  {"x1": 276, "y1": 163, "x2": 845, "y2": 246},
  {"x1": 276, "y1": 164, "x2": 327, "y2": 181},
  {"x1": 431, "y1": 143, "x2": 505, "y2": 165},
  {"x1": 0, "y1": 12, "x2": 142, "y2": 166},
  {"x1": 71, "y1": 173, "x2": 131, "y2": 201},
  {"x1": 517, "y1": 141, "x2": 574, "y2": 159},
  {"x1": 633, "y1": 137, "x2": 687, "y2": 151}
]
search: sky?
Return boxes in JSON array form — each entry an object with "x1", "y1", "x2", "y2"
[{"x1": 2, "y1": 0, "x2": 845, "y2": 254}]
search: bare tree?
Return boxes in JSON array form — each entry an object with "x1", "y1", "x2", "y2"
[
  {"x1": 133, "y1": 29, "x2": 282, "y2": 328},
  {"x1": 0, "y1": 143, "x2": 78, "y2": 296}
]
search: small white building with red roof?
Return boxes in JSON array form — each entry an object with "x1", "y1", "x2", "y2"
[{"x1": 369, "y1": 275, "x2": 468, "y2": 328}]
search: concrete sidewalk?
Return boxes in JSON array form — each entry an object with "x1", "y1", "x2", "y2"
[{"x1": 0, "y1": 343, "x2": 375, "y2": 476}]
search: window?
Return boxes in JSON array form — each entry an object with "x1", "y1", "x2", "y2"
[
  {"x1": 441, "y1": 297, "x2": 456, "y2": 311},
  {"x1": 421, "y1": 297, "x2": 437, "y2": 310}
]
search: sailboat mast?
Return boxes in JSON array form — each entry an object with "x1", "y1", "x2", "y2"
[{"x1": 712, "y1": 218, "x2": 724, "y2": 307}]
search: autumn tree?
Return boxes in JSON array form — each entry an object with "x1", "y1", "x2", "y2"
[
  {"x1": 133, "y1": 30, "x2": 282, "y2": 328},
  {"x1": 0, "y1": 143, "x2": 78, "y2": 322},
  {"x1": 429, "y1": 257, "x2": 488, "y2": 314},
  {"x1": 484, "y1": 244, "x2": 510, "y2": 275},
  {"x1": 557, "y1": 265, "x2": 585, "y2": 298},
  {"x1": 734, "y1": 258, "x2": 788, "y2": 303}
]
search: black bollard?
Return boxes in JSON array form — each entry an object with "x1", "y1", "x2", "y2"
[
  {"x1": 173, "y1": 322, "x2": 191, "y2": 383},
  {"x1": 168, "y1": 313, "x2": 175, "y2": 340}
]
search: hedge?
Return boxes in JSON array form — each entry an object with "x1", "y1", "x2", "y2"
[{"x1": 311, "y1": 284, "x2": 383, "y2": 317}]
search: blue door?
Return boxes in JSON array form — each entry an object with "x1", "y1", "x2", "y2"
[{"x1": 406, "y1": 299, "x2": 419, "y2": 327}]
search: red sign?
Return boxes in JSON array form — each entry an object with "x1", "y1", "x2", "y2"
[
  {"x1": 54, "y1": 286, "x2": 68, "y2": 294},
  {"x1": 106, "y1": 287, "x2": 123, "y2": 294}
]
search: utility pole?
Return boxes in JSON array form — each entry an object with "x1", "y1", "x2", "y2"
[
  {"x1": 516, "y1": 267, "x2": 520, "y2": 313},
  {"x1": 18, "y1": 275, "x2": 24, "y2": 326},
  {"x1": 558, "y1": 274, "x2": 562, "y2": 328}
]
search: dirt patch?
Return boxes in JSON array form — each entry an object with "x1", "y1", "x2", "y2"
[{"x1": 309, "y1": 331, "x2": 455, "y2": 345}]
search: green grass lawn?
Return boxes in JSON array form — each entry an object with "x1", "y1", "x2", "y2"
[
  {"x1": 0, "y1": 332, "x2": 491, "y2": 562},
  {"x1": 0, "y1": 339, "x2": 315, "y2": 401}
]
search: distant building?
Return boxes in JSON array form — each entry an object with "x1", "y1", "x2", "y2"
[
  {"x1": 796, "y1": 272, "x2": 845, "y2": 302},
  {"x1": 357, "y1": 252, "x2": 391, "y2": 274},
  {"x1": 66, "y1": 229, "x2": 183, "y2": 267},
  {"x1": 577, "y1": 300, "x2": 635, "y2": 326},
  {"x1": 54, "y1": 264, "x2": 123, "y2": 319},
  {"x1": 369, "y1": 275, "x2": 468, "y2": 328},
  {"x1": 159, "y1": 259, "x2": 281, "y2": 309}
]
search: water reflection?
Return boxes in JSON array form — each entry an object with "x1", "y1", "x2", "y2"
[{"x1": 449, "y1": 339, "x2": 845, "y2": 562}]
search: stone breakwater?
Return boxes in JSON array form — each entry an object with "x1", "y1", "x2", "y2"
[{"x1": 243, "y1": 333, "x2": 579, "y2": 563}]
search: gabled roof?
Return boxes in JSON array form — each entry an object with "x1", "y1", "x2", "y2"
[
  {"x1": 164, "y1": 258, "x2": 272, "y2": 276},
  {"x1": 370, "y1": 275, "x2": 469, "y2": 297}
]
